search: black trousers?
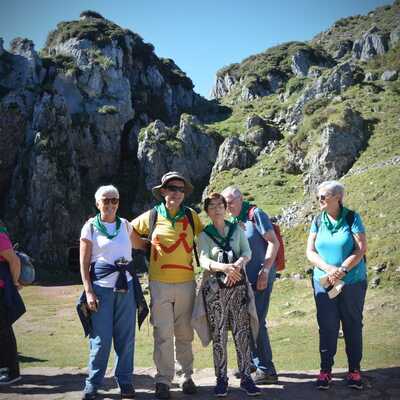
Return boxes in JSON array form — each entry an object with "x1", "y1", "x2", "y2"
[
  {"x1": 0, "y1": 287, "x2": 19, "y2": 376},
  {"x1": 203, "y1": 281, "x2": 252, "y2": 380}
]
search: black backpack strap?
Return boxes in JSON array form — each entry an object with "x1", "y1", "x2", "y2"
[
  {"x1": 148, "y1": 208, "x2": 158, "y2": 240},
  {"x1": 345, "y1": 210, "x2": 355, "y2": 231},
  {"x1": 184, "y1": 207, "x2": 200, "y2": 267}
]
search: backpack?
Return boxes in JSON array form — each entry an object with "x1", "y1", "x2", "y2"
[
  {"x1": 314, "y1": 209, "x2": 366, "y2": 262},
  {"x1": 145, "y1": 207, "x2": 200, "y2": 267},
  {"x1": 247, "y1": 205, "x2": 285, "y2": 271}
]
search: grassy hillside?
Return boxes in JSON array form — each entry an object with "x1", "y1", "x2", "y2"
[{"x1": 206, "y1": 45, "x2": 400, "y2": 287}]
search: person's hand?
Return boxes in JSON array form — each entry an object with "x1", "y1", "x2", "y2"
[
  {"x1": 13, "y1": 280, "x2": 22, "y2": 290},
  {"x1": 224, "y1": 264, "x2": 242, "y2": 283},
  {"x1": 332, "y1": 268, "x2": 346, "y2": 280},
  {"x1": 327, "y1": 273, "x2": 340, "y2": 285},
  {"x1": 86, "y1": 291, "x2": 99, "y2": 312}
]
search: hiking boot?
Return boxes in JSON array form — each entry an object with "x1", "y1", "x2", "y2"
[
  {"x1": 155, "y1": 382, "x2": 170, "y2": 399},
  {"x1": 233, "y1": 365, "x2": 257, "y2": 379},
  {"x1": 119, "y1": 383, "x2": 136, "y2": 399},
  {"x1": 240, "y1": 376, "x2": 261, "y2": 396},
  {"x1": 347, "y1": 370, "x2": 363, "y2": 390},
  {"x1": 0, "y1": 372, "x2": 21, "y2": 386},
  {"x1": 316, "y1": 371, "x2": 332, "y2": 390},
  {"x1": 182, "y1": 377, "x2": 197, "y2": 394},
  {"x1": 252, "y1": 369, "x2": 278, "y2": 384},
  {"x1": 214, "y1": 377, "x2": 228, "y2": 397}
]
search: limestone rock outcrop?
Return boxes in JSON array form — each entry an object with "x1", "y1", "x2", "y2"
[
  {"x1": 137, "y1": 114, "x2": 219, "y2": 206},
  {"x1": 210, "y1": 137, "x2": 255, "y2": 179}
]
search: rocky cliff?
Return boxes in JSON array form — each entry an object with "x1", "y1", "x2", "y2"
[{"x1": 0, "y1": 11, "x2": 218, "y2": 271}]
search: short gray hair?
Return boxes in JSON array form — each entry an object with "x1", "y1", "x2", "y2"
[
  {"x1": 221, "y1": 186, "x2": 242, "y2": 199},
  {"x1": 94, "y1": 185, "x2": 119, "y2": 202},
  {"x1": 318, "y1": 180, "x2": 345, "y2": 202}
]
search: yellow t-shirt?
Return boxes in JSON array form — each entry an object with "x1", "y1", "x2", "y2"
[{"x1": 132, "y1": 208, "x2": 203, "y2": 283}]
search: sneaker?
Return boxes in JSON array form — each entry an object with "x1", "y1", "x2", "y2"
[
  {"x1": 182, "y1": 377, "x2": 197, "y2": 394},
  {"x1": 0, "y1": 373, "x2": 22, "y2": 386},
  {"x1": 155, "y1": 382, "x2": 170, "y2": 399},
  {"x1": 252, "y1": 369, "x2": 278, "y2": 385},
  {"x1": 119, "y1": 383, "x2": 136, "y2": 399},
  {"x1": 240, "y1": 376, "x2": 261, "y2": 396},
  {"x1": 214, "y1": 377, "x2": 228, "y2": 397},
  {"x1": 81, "y1": 389, "x2": 97, "y2": 400},
  {"x1": 347, "y1": 370, "x2": 363, "y2": 390},
  {"x1": 316, "y1": 371, "x2": 332, "y2": 390},
  {"x1": 233, "y1": 365, "x2": 257, "y2": 379}
]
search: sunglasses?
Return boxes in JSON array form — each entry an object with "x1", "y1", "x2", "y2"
[
  {"x1": 164, "y1": 185, "x2": 185, "y2": 193},
  {"x1": 101, "y1": 198, "x2": 119, "y2": 205},
  {"x1": 317, "y1": 194, "x2": 330, "y2": 201}
]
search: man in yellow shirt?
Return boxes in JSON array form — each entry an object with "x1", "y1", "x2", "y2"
[{"x1": 132, "y1": 172, "x2": 202, "y2": 399}]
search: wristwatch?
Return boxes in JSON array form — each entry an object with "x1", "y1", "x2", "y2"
[{"x1": 339, "y1": 266, "x2": 348, "y2": 274}]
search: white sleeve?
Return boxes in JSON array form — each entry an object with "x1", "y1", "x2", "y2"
[{"x1": 80, "y1": 220, "x2": 93, "y2": 242}]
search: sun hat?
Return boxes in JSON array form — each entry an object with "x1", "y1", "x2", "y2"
[{"x1": 152, "y1": 171, "x2": 193, "y2": 201}]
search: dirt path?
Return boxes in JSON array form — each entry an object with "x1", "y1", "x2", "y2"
[{"x1": 0, "y1": 367, "x2": 399, "y2": 399}]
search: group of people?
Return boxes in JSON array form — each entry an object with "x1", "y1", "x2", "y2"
[{"x1": 0, "y1": 171, "x2": 368, "y2": 400}]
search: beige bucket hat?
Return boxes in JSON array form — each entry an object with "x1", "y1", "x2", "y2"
[{"x1": 152, "y1": 171, "x2": 194, "y2": 201}]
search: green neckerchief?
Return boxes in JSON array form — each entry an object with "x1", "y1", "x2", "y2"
[
  {"x1": 92, "y1": 213, "x2": 122, "y2": 239},
  {"x1": 155, "y1": 202, "x2": 186, "y2": 227},
  {"x1": 230, "y1": 200, "x2": 252, "y2": 223},
  {"x1": 204, "y1": 220, "x2": 235, "y2": 248},
  {"x1": 322, "y1": 206, "x2": 349, "y2": 234},
  {"x1": 0, "y1": 226, "x2": 7, "y2": 233}
]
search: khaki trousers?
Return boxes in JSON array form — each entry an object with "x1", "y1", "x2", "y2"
[{"x1": 149, "y1": 280, "x2": 196, "y2": 386}]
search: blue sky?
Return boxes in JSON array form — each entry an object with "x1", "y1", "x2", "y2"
[{"x1": 0, "y1": 0, "x2": 393, "y2": 97}]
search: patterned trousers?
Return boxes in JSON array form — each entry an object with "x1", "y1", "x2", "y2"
[{"x1": 203, "y1": 280, "x2": 252, "y2": 380}]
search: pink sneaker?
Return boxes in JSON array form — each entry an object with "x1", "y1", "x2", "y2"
[
  {"x1": 347, "y1": 370, "x2": 363, "y2": 390},
  {"x1": 316, "y1": 371, "x2": 332, "y2": 390}
]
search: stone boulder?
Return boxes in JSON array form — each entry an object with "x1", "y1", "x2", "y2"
[
  {"x1": 381, "y1": 70, "x2": 398, "y2": 81},
  {"x1": 240, "y1": 114, "x2": 282, "y2": 155},
  {"x1": 364, "y1": 71, "x2": 378, "y2": 81},
  {"x1": 333, "y1": 40, "x2": 353, "y2": 60},
  {"x1": 303, "y1": 108, "x2": 369, "y2": 191},
  {"x1": 210, "y1": 137, "x2": 255, "y2": 179},
  {"x1": 137, "y1": 114, "x2": 219, "y2": 205},
  {"x1": 352, "y1": 26, "x2": 389, "y2": 61},
  {"x1": 210, "y1": 73, "x2": 238, "y2": 99}
]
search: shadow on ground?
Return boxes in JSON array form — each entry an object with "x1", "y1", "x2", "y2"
[{"x1": 0, "y1": 367, "x2": 399, "y2": 399}]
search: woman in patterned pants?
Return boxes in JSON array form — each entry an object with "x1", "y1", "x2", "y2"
[{"x1": 197, "y1": 193, "x2": 261, "y2": 397}]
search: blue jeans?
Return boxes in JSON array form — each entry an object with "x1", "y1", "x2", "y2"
[
  {"x1": 313, "y1": 278, "x2": 367, "y2": 372},
  {"x1": 85, "y1": 281, "x2": 136, "y2": 392},
  {"x1": 251, "y1": 266, "x2": 276, "y2": 374}
]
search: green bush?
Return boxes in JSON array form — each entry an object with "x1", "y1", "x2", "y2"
[
  {"x1": 87, "y1": 48, "x2": 115, "y2": 70},
  {"x1": 304, "y1": 98, "x2": 330, "y2": 115}
]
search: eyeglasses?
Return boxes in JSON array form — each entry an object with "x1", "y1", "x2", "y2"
[
  {"x1": 101, "y1": 198, "x2": 119, "y2": 205},
  {"x1": 226, "y1": 196, "x2": 240, "y2": 206},
  {"x1": 207, "y1": 203, "x2": 226, "y2": 210},
  {"x1": 164, "y1": 185, "x2": 185, "y2": 193}
]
